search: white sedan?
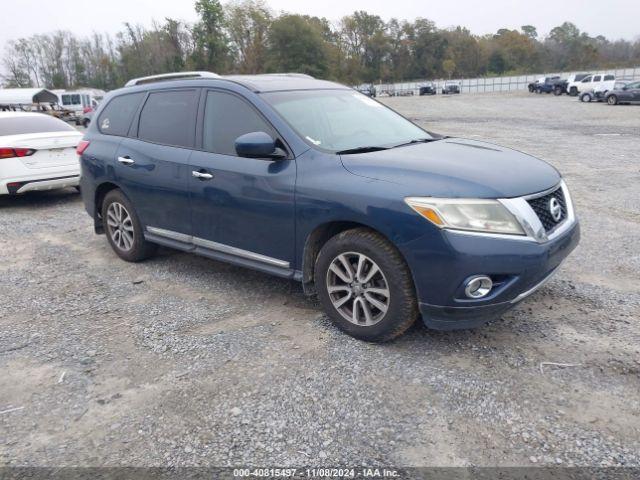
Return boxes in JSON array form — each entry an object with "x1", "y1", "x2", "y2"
[{"x1": 0, "y1": 112, "x2": 82, "y2": 195}]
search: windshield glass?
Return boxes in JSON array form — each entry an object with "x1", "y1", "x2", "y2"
[{"x1": 262, "y1": 89, "x2": 431, "y2": 153}]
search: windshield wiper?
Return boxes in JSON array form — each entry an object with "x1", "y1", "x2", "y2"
[
  {"x1": 336, "y1": 146, "x2": 389, "y2": 155},
  {"x1": 389, "y1": 138, "x2": 438, "y2": 149}
]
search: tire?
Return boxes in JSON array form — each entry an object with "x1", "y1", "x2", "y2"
[
  {"x1": 314, "y1": 228, "x2": 418, "y2": 342},
  {"x1": 569, "y1": 87, "x2": 578, "y2": 97},
  {"x1": 580, "y1": 93, "x2": 592, "y2": 103},
  {"x1": 101, "y1": 189, "x2": 157, "y2": 262},
  {"x1": 82, "y1": 119, "x2": 90, "y2": 128},
  {"x1": 553, "y1": 87, "x2": 562, "y2": 96},
  {"x1": 607, "y1": 95, "x2": 618, "y2": 105},
  {"x1": 528, "y1": 85, "x2": 534, "y2": 93}
]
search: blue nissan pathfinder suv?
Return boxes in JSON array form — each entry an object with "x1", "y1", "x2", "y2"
[{"x1": 78, "y1": 72, "x2": 580, "y2": 342}]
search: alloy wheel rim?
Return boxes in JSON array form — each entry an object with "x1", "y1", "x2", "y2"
[
  {"x1": 326, "y1": 252, "x2": 390, "y2": 326},
  {"x1": 106, "y1": 202, "x2": 134, "y2": 251}
]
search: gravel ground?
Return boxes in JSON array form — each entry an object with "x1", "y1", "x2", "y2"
[{"x1": 0, "y1": 91, "x2": 638, "y2": 469}]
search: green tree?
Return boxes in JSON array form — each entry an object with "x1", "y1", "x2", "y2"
[
  {"x1": 225, "y1": 0, "x2": 272, "y2": 73},
  {"x1": 267, "y1": 14, "x2": 329, "y2": 77},
  {"x1": 192, "y1": 0, "x2": 230, "y2": 72}
]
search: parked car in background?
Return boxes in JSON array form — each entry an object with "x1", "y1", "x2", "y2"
[
  {"x1": 419, "y1": 82, "x2": 437, "y2": 95},
  {"x1": 79, "y1": 72, "x2": 579, "y2": 342},
  {"x1": 580, "y1": 81, "x2": 628, "y2": 103},
  {"x1": 533, "y1": 76, "x2": 563, "y2": 94},
  {"x1": 565, "y1": 73, "x2": 592, "y2": 96},
  {"x1": 355, "y1": 84, "x2": 377, "y2": 97},
  {"x1": 79, "y1": 110, "x2": 94, "y2": 128},
  {"x1": 605, "y1": 80, "x2": 640, "y2": 105},
  {"x1": 441, "y1": 81, "x2": 461, "y2": 94},
  {"x1": 0, "y1": 112, "x2": 82, "y2": 195},
  {"x1": 571, "y1": 74, "x2": 615, "y2": 96}
]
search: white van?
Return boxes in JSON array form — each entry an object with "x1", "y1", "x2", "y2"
[
  {"x1": 570, "y1": 74, "x2": 616, "y2": 95},
  {"x1": 54, "y1": 90, "x2": 104, "y2": 114}
]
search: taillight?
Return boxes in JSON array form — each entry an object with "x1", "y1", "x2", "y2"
[
  {"x1": 0, "y1": 147, "x2": 36, "y2": 159},
  {"x1": 76, "y1": 140, "x2": 90, "y2": 156}
]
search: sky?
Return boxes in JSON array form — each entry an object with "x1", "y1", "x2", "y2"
[{"x1": 0, "y1": 0, "x2": 638, "y2": 53}]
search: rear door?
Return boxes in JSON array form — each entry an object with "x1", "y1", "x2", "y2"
[
  {"x1": 188, "y1": 89, "x2": 296, "y2": 270},
  {"x1": 115, "y1": 89, "x2": 198, "y2": 236}
]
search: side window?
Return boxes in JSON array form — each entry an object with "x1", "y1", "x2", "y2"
[
  {"x1": 138, "y1": 90, "x2": 198, "y2": 148},
  {"x1": 582, "y1": 76, "x2": 592, "y2": 83},
  {"x1": 604, "y1": 75, "x2": 615, "y2": 81},
  {"x1": 203, "y1": 91, "x2": 276, "y2": 156},
  {"x1": 98, "y1": 92, "x2": 145, "y2": 137},
  {"x1": 593, "y1": 75, "x2": 601, "y2": 82}
]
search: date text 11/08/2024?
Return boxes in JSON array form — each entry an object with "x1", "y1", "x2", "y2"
[{"x1": 232, "y1": 468, "x2": 400, "y2": 477}]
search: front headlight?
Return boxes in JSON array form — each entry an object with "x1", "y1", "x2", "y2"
[{"x1": 405, "y1": 197, "x2": 525, "y2": 235}]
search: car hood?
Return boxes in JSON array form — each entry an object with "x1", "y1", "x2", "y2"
[{"x1": 340, "y1": 138, "x2": 561, "y2": 198}]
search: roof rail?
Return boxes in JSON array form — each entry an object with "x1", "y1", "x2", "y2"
[
  {"x1": 258, "y1": 73, "x2": 315, "y2": 79},
  {"x1": 125, "y1": 71, "x2": 220, "y2": 87}
]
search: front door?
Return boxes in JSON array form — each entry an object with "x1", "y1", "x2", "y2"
[{"x1": 188, "y1": 90, "x2": 296, "y2": 272}]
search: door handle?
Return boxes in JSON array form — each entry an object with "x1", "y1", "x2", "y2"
[
  {"x1": 192, "y1": 170, "x2": 214, "y2": 180},
  {"x1": 117, "y1": 156, "x2": 135, "y2": 165}
]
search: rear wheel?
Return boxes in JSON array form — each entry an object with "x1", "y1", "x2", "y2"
[
  {"x1": 315, "y1": 228, "x2": 418, "y2": 342},
  {"x1": 553, "y1": 86, "x2": 562, "y2": 96},
  {"x1": 607, "y1": 94, "x2": 618, "y2": 105},
  {"x1": 101, "y1": 189, "x2": 157, "y2": 262},
  {"x1": 569, "y1": 87, "x2": 578, "y2": 96}
]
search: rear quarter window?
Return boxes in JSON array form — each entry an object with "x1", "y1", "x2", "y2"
[
  {"x1": 0, "y1": 115, "x2": 76, "y2": 136},
  {"x1": 98, "y1": 92, "x2": 145, "y2": 137}
]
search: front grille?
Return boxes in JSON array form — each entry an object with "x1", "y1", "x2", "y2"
[{"x1": 527, "y1": 187, "x2": 567, "y2": 232}]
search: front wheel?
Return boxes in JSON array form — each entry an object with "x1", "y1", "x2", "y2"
[
  {"x1": 102, "y1": 189, "x2": 157, "y2": 262},
  {"x1": 580, "y1": 93, "x2": 592, "y2": 103},
  {"x1": 315, "y1": 228, "x2": 418, "y2": 342},
  {"x1": 569, "y1": 87, "x2": 578, "y2": 96},
  {"x1": 554, "y1": 87, "x2": 562, "y2": 96},
  {"x1": 607, "y1": 95, "x2": 618, "y2": 105}
]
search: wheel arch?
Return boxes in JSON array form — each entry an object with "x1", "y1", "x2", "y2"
[
  {"x1": 93, "y1": 181, "x2": 122, "y2": 233},
  {"x1": 300, "y1": 220, "x2": 406, "y2": 295}
]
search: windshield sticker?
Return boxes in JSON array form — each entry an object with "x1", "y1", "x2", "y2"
[
  {"x1": 353, "y1": 93, "x2": 382, "y2": 107},
  {"x1": 305, "y1": 135, "x2": 321, "y2": 145}
]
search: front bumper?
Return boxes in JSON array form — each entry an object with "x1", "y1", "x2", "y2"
[{"x1": 401, "y1": 219, "x2": 580, "y2": 330}]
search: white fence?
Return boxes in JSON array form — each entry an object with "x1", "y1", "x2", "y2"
[{"x1": 379, "y1": 66, "x2": 640, "y2": 95}]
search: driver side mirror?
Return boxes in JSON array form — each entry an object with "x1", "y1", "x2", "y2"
[{"x1": 234, "y1": 131, "x2": 286, "y2": 160}]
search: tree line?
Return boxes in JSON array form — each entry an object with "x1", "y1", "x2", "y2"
[{"x1": 2, "y1": 0, "x2": 639, "y2": 90}]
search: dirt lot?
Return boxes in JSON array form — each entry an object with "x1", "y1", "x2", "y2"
[{"x1": 1, "y1": 91, "x2": 639, "y2": 468}]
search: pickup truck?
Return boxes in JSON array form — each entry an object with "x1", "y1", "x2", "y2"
[
  {"x1": 564, "y1": 73, "x2": 591, "y2": 96},
  {"x1": 529, "y1": 76, "x2": 566, "y2": 95}
]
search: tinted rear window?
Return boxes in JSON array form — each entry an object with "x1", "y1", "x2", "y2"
[
  {"x1": 604, "y1": 75, "x2": 615, "y2": 81},
  {"x1": 98, "y1": 92, "x2": 145, "y2": 137},
  {"x1": 0, "y1": 115, "x2": 76, "y2": 136},
  {"x1": 138, "y1": 90, "x2": 198, "y2": 148}
]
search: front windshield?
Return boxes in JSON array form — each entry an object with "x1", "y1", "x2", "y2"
[{"x1": 262, "y1": 89, "x2": 431, "y2": 153}]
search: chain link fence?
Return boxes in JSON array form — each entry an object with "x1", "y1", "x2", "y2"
[{"x1": 378, "y1": 66, "x2": 640, "y2": 95}]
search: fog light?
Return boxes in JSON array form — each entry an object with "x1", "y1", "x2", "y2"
[{"x1": 465, "y1": 276, "x2": 493, "y2": 299}]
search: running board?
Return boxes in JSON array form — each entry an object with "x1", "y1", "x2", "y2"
[{"x1": 145, "y1": 226, "x2": 299, "y2": 280}]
